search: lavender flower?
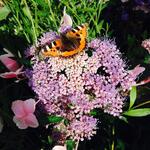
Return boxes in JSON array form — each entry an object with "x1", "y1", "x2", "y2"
[
  {"x1": 133, "y1": 0, "x2": 150, "y2": 13},
  {"x1": 67, "y1": 116, "x2": 97, "y2": 141},
  {"x1": 134, "y1": 0, "x2": 150, "y2": 5},
  {"x1": 25, "y1": 30, "x2": 144, "y2": 141}
]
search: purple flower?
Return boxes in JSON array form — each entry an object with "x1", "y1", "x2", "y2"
[
  {"x1": 67, "y1": 116, "x2": 97, "y2": 141},
  {"x1": 25, "y1": 33, "x2": 144, "y2": 141},
  {"x1": 133, "y1": 0, "x2": 150, "y2": 13},
  {"x1": 134, "y1": 0, "x2": 150, "y2": 5}
]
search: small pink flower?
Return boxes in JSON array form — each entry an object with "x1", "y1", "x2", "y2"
[
  {"x1": 52, "y1": 145, "x2": 67, "y2": 150},
  {"x1": 129, "y1": 65, "x2": 145, "y2": 77},
  {"x1": 59, "y1": 7, "x2": 72, "y2": 33},
  {"x1": 0, "y1": 49, "x2": 23, "y2": 79},
  {"x1": 61, "y1": 7, "x2": 72, "y2": 26},
  {"x1": 11, "y1": 99, "x2": 39, "y2": 129}
]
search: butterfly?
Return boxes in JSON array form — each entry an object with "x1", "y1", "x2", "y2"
[{"x1": 40, "y1": 23, "x2": 88, "y2": 57}]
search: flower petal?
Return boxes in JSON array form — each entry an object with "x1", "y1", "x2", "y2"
[
  {"x1": 13, "y1": 116, "x2": 28, "y2": 129},
  {"x1": 3, "y1": 48, "x2": 14, "y2": 57},
  {"x1": 52, "y1": 145, "x2": 67, "y2": 150},
  {"x1": 24, "y1": 113, "x2": 39, "y2": 128},
  {"x1": 61, "y1": 7, "x2": 73, "y2": 27},
  {"x1": 24, "y1": 99, "x2": 36, "y2": 113},
  {"x1": 129, "y1": 65, "x2": 145, "y2": 76},
  {"x1": 0, "y1": 72, "x2": 18, "y2": 78},
  {"x1": 0, "y1": 56, "x2": 19, "y2": 72},
  {"x1": 59, "y1": 7, "x2": 72, "y2": 33},
  {"x1": 11, "y1": 100, "x2": 26, "y2": 117}
]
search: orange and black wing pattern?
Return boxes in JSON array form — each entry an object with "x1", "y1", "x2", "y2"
[{"x1": 41, "y1": 23, "x2": 88, "y2": 57}]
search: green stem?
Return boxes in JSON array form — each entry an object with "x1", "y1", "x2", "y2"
[
  {"x1": 13, "y1": 15, "x2": 31, "y2": 43},
  {"x1": 4, "y1": 0, "x2": 31, "y2": 43},
  {"x1": 97, "y1": 0, "x2": 103, "y2": 21},
  {"x1": 62, "y1": 1, "x2": 81, "y2": 25},
  {"x1": 47, "y1": 0, "x2": 58, "y2": 29},
  {"x1": 32, "y1": 0, "x2": 39, "y2": 37},
  {"x1": 23, "y1": 0, "x2": 37, "y2": 44},
  {"x1": 132, "y1": 100, "x2": 150, "y2": 109},
  {"x1": 111, "y1": 124, "x2": 115, "y2": 150}
]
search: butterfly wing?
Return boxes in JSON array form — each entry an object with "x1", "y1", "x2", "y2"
[
  {"x1": 41, "y1": 23, "x2": 88, "y2": 57},
  {"x1": 41, "y1": 38, "x2": 63, "y2": 57},
  {"x1": 60, "y1": 23, "x2": 88, "y2": 57}
]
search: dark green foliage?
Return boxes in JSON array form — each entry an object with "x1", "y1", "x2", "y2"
[{"x1": 66, "y1": 139, "x2": 75, "y2": 150}]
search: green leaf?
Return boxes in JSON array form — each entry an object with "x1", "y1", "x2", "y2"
[
  {"x1": 129, "y1": 86, "x2": 137, "y2": 109},
  {"x1": 22, "y1": 6, "x2": 32, "y2": 21},
  {"x1": 90, "y1": 110, "x2": 97, "y2": 116},
  {"x1": 144, "y1": 55, "x2": 150, "y2": 64},
  {"x1": 47, "y1": 115, "x2": 64, "y2": 123},
  {"x1": 0, "y1": 6, "x2": 10, "y2": 21},
  {"x1": 123, "y1": 108, "x2": 150, "y2": 117},
  {"x1": 119, "y1": 116, "x2": 128, "y2": 123},
  {"x1": 97, "y1": 20, "x2": 104, "y2": 31},
  {"x1": 47, "y1": 136, "x2": 53, "y2": 144},
  {"x1": 64, "y1": 119, "x2": 69, "y2": 126},
  {"x1": 116, "y1": 139, "x2": 125, "y2": 150},
  {"x1": 66, "y1": 140, "x2": 75, "y2": 150}
]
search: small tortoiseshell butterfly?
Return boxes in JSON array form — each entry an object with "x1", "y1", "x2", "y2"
[{"x1": 40, "y1": 23, "x2": 88, "y2": 57}]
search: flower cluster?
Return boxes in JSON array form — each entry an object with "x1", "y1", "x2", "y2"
[
  {"x1": 133, "y1": 0, "x2": 150, "y2": 13},
  {"x1": 25, "y1": 30, "x2": 144, "y2": 141}
]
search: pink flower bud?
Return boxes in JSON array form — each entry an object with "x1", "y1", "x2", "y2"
[
  {"x1": 0, "y1": 49, "x2": 24, "y2": 79},
  {"x1": 0, "y1": 56, "x2": 19, "y2": 72}
]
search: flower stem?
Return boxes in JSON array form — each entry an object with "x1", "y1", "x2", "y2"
[
  {"x1": 132, "y1": 100, "x2": 150, "y2": 109},
  {"x1": 23, "y1": 0, "x2": 38, "y2": 44},
  {"x1": 46, "y1": 0, "x2": 58, "y2": 29},
  {"x1": 75, "y1": 140, "x2": 79, "y2": 150},
  {"x1": 111, "y1": 124, "x2": 115, "y2": 150}
]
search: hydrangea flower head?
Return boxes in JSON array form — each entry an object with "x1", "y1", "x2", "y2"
[{"x1": 25, "y1": 24, "x2": 144, "y2": 141}]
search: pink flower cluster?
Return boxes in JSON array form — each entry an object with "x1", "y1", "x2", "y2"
[{"x1": 25, "y1": 31, "x2": 144, "y2": 141}]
